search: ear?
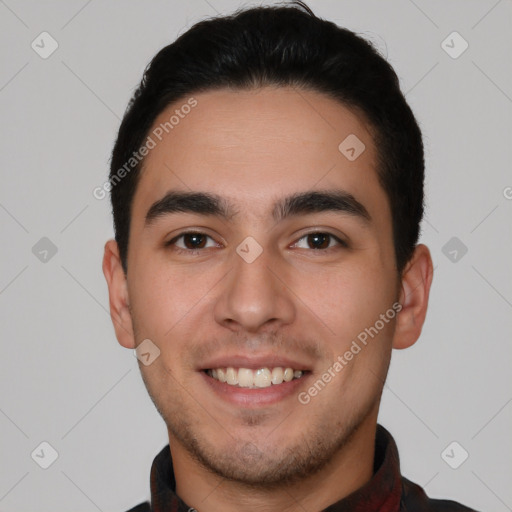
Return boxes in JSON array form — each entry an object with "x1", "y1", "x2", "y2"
[
  {"x1": 393, "y1": 244, "x2": 434, "y2": 350},
  {"x1": 102, "y1": 239, "x2": 136, "y2": 349}
]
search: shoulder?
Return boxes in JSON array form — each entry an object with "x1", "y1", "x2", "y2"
[
  {"x1": 401, "y1": 477, "x2": 481, "y2": 512},
  {"x1": 124, "y1": 502, "x2": 151, "y2": 512}
]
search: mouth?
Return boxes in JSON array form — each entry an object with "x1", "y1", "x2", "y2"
[
  {"x1": 204, "y1": 366, "x2": 308, "y2": 389},
  {"x1": 198, "y1": 354, "x2": 313, "y2": 407}
]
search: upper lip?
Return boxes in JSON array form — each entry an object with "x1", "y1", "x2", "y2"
[{"x1": 198, "y1": 354, "x2": 312, "y2": 371}]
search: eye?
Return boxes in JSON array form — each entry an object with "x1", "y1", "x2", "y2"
[
  {"x1": 292, "y1": 232, "x2": 347, "y2": 251},
  {"x1": 165, "y1": 232, "x2": 219, "y2": 253},
  {"x1": 165, "y1": 230, "x2": 348, "y2": 255}
]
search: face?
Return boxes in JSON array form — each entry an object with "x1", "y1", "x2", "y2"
[{"x1": 119, "y1": 86, "x2": 403, "y2": 486}]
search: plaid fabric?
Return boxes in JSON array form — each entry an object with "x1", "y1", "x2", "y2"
[{"x1": 126, "y1": 424, "x2": 479, "y2": 512}]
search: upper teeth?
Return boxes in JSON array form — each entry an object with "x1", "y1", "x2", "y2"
[{"x1": 207, "y1": 367, "x2": 304, "y2": 388}]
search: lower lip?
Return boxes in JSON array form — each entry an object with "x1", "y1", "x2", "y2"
[{"x1": 200, "y1": 371, "x2": 310, "y2": 407}]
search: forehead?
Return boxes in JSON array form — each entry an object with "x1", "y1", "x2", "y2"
[{"x1": 132, "y1": 86, "x2": 388, "y2": 224}]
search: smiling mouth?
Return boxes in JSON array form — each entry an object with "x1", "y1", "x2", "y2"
[{"x1": 204, "y1": 367, "x2": 308, "y2": 388}]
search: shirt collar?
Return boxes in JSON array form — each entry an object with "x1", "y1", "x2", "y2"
[{"x1": 149, "y1": 423, "x2": 402, "y2": 512}]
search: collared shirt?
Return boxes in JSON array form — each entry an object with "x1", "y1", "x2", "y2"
[{"x1": 125, "y1": 424, "x2": 479, "y2": 512}]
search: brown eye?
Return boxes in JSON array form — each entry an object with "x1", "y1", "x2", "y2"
[
  {"x1": 306, "y1": 233, "x2": 330, "y2": 249},
  {"x1": 166, "y1": 232, "x2": 217, "y2": 252},
  {"x1": 293, "y1": 232, "x2": 347, "y2": 251},
  {"x1": 181, "y1": 233, "x2": 208, "y2": 249}
]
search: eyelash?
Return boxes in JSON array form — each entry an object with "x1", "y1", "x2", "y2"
[{"x1": 164, "y1": 231, "x2": 348, "y2": 255}]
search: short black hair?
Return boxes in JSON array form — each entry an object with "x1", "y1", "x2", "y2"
[{"x1": 109, "y1": 0, "x2": 424, "y2": 275}]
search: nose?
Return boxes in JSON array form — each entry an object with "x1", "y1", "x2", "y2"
[{"x1": 213, "y1": 244, "x2": 296, "y2": 333}]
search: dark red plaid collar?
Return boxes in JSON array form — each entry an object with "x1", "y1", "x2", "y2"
[{"x1": 147, "y1": 424, "x2": 403, "y2": 512}]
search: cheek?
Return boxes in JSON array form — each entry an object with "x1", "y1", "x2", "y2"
[
  {"x1": 128, "y1": 265, "x2": 182, "y2": 337},
  {"x1": 302, "y1": 263, "x2": 397, "y2": 376},
  {"x1": 316, "y1": 263, "x2": 395, "y2": 324},
  {"x1": 128, "y1": 260, "x2": 219, "y2": 344}
]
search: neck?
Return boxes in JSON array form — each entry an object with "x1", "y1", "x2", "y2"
[{"x1": 171, "y1": 418, "x2": 377, "y2": 512}]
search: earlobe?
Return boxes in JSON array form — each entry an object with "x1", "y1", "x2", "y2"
[
  {"x1": 102, "y1": 239, "x2": 136, "y2": 349},
  {"x1": 392, "y1": 244, "x2": 434, "y2": 350}
]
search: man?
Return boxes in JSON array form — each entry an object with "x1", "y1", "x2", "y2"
[{"x1": 102, "y1": 1, "x2": 478, "y2": 510}]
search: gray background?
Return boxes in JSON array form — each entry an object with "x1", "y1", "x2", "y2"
[{"x1": 1, "y1": 0, "x2": 511, "y2": 511}]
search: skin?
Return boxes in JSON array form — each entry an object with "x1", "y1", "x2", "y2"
[{"x1": 103, "y1": 86, "x2": 433, "y2": 512}]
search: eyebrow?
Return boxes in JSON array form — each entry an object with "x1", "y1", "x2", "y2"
[{"x1": 144, "y1": 189, "x2": 371, "y2": 226}]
